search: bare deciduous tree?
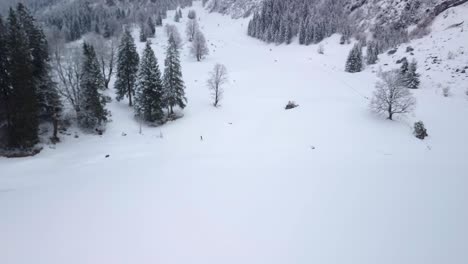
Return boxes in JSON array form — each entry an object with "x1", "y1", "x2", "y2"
[
  {"x1": 52, "y1": 45, "x2": 83, "y2": 115},
  {"x1": 85, "y1": 33, "x2": 118, "y2": 89},
  {"x1": 370, "y1": 70, "x2": 416, "y2": 120},
  {"x1": 190, "y1": 30, "x2": 209, "y2": 61},
  {"x1": 164, "y1": 24, "x2": 182, "y2": 49},
  {"x1": 207, "y1": 64, "x2": 228, "y2": 107},
  {"x1": 186, "y1": 19, "x2": 199, "y2": 42}
]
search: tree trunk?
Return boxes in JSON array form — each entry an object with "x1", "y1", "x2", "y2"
[{"x1": 128, "y1": 89, "x2": 133, "y2": 106}]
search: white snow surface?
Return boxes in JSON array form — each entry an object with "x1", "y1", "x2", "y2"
[{"x1": 1, "y1": 1, "x2": 468, "y2": 264}]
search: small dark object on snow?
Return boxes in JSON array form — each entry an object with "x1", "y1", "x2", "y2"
[
  {"x1": 122, "y1": 132, "x2": 127, "y2": 136},
  {"x1": 200, "y1": 136, "x2": 203, "y2": 141},
  {"x1": 406, "y1": 46, "x2": 414, "y2": 53},
  {"x1": 414, "y1": 121, "x2": 428, "y2": 140},
  {"x1": 95, "y1": 128, "x2": 103, "y2": 135},
  {"x1": 388, "y1": 49, "x2": 397, "y2": 55},
  {"x1": 105, "y1": 155, "x2": 110, "y2": 158},
  {"x1": 285, "y1": 101, "x2": 299, "y2": 110}
]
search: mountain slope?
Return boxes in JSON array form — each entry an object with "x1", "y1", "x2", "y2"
[{"x1": 1, "y1": 1, "x2": 468, "y2": 264}]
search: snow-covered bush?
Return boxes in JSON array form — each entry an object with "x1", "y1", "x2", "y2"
[
  {"x1": 188, "y1": 10, "x2": 196, "y2": 20},
  {"x1": 447, "y1": 51, "x2": 455, "y2": 60},
  {"x1": 443, "y1": 86, "x2": 451, "y2": 97},
  {"x1": 413, "y1": 121, "x2": 428, "y2": 140},
  {"x1": 317, "y1": 44, "x2": 324, "y2": 55},
  {"x1": 285, "y1": 101, "x2": 299, "y2": 110}
]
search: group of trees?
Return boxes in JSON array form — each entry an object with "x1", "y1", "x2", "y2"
[
  {"x1": 369, "y1": 59, "x2": 420, "y2": 121},
  {"x1": 0, "y1": 4, "x2": 61, "y2": 149},
  {"x1": 247, "y1": 0, "x2": 348, "y2": 45},
  {"x1": 40, "y1": 0, "x2": 192, "y2": 42},
  {"x1": 117, "y1": 29, "x2": 187, "y2": 124},
  {"x1": 185, "y1": 11, "x2": 209, "y2": 61}
]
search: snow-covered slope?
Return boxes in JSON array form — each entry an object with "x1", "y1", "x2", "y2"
[{"x1": 1, "y1": 1, "x2": 468, "y2": 264}]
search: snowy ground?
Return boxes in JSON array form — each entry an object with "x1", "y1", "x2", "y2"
[{"x1": 1, "y1": 1, "x2": 468, "y2": 264}]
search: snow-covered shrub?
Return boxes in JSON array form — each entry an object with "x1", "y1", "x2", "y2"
[
  {"x1": 443, "y1": 86, "x2": 451, "y2": 97},
  {"x1": 447, "y1": 51, "x2": 455, "y2": 60},
  {"x1": 285, "y1": 101, "x2": 299, "y2": 110},
  {"x1": 317, "y1": 44, "x2": 324, "y2": 55},
  {"x1": 413, "y1": 121, "x2": 428, "y2": 140},
  {"x1": 188, "y1": 10, "x2": 196, "y2": 20}
]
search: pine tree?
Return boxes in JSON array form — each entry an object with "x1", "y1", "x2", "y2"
[
  {"x1": 156, "y1": 13, "x2": 163, "y2": 26},
  {"x1": 163, "y1": 35, "x2": 186, "y2": 115},
  {"x1": 174, "y1": 12, "x2": 180, "y2": 23},
  {"x1": 115, "y1": 29, "x2": 139, "y2": 106},
  {"x1": 78, "y1": 43, "x2": 108, "y2": 130},
  {"x1": 400, "y1": 57, "x2": 409, "y2": 74},
  {"x1": 366, "y1": 41, "x2": 378, "y2": 65},
  {"x1": 139, "y1": 23, "x2": 147, "y2": 42},
  {"x1": 345, "y1": 44, "x2": 363, "y2": 73},
  {"x1": 17, "y1": 4, "x2": 61, "y2": 137},
  {"x1": 5, "y1": 8, "x2": 38, "y2": 148},
  {"x1": 147, "y1": 17, "x2": 156, "y2": 38},
  {"x1": 135, "y1": 41, "x2": 164, "y2": 123},
  {"x1": 0, "y1": 15, "x2": 11, "y2": 145},
  {"x1": 405, "y1": 59, "x2": 420, "y2": 89}
]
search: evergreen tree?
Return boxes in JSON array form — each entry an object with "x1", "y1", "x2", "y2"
[
  {"x1": 345, "y1": 44, "x2": 363, "y2": 73},
  {"x1": 405, "y1": 59, "x2": 421, "y2": 89},
  {"x1": 115, "y1": 29, "x2": 139, "y2": 106},
  {"x1": 139, "y1": 23, "x2": 147, "y2": 42},
  {"x1": 413, "y1": 121, "x2": 428, "y2": 140},
  {"x1": 78, "y1": 43, "x2": 108, "y2": 130},
  {"x1": 0, "y1": 15, "x2": 11, "y2": 144},
  {"x1": 400, "y1": 57, "x2": 409, "y2": 74},
  {"x1": 17, "y1": 4, "x2": 61, "y2": 136},
  {"x1": 163, "y1": 35, "x2": 186, "y2": 115},
  {"x1": 366, "y1": 41, "x2": 378, "y2": 65},
  {"x1": 156, "y1": 13, "x2": 163, "y2": 26},
  {"x1": 147, "y1": 17, "x2": 156, "y2": 38},
  {"x1": 5, "y1": 8, "x2": 38, "y2": 148},
  {"x1": 135, "y1": 41, "x2": 164, "y2": 123},
  {"x1": 174, "y1": 12, "x2": 180, "y2": 23}
]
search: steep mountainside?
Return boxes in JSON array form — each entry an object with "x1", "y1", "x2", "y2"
[{"x1": 207, "y1": 0, "x2": 468, "y2": 34}]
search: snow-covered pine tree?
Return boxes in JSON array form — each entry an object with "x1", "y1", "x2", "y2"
[
  {"x1": 413, "y1": 121, "x2": 428, "y2": 140},
  {"x1": 405, "y1": 59, "x2": 421, "y2": 89},
  {"x1": 78, "y1": 43, "x2": 108, "y2": 130},
  {"x1": 400, "y1": 57, "x2": 409, "y2": 75},
  {"x1": 135, "y1": 41, "x2": 164, "y2": 123},
  {"x1": 163, "y1": 35, "x2": 186, "y2": 115},
  {"x1": 345, "y1": 44, "x2": 363, "y2": 73},
  {"x1": 190, "y1": 30, "x2": 209, "y2": 61},
  {"x1": 174, "y1": 11, "x2": 180, "y2": 23},
  {"x1": 115, "y1": 29, "x2": 139, "y2": 106}
]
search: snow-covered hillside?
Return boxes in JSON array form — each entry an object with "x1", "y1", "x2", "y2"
[{"x1": 1, "y1": 1, "x2": 468, "y2": 264}]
